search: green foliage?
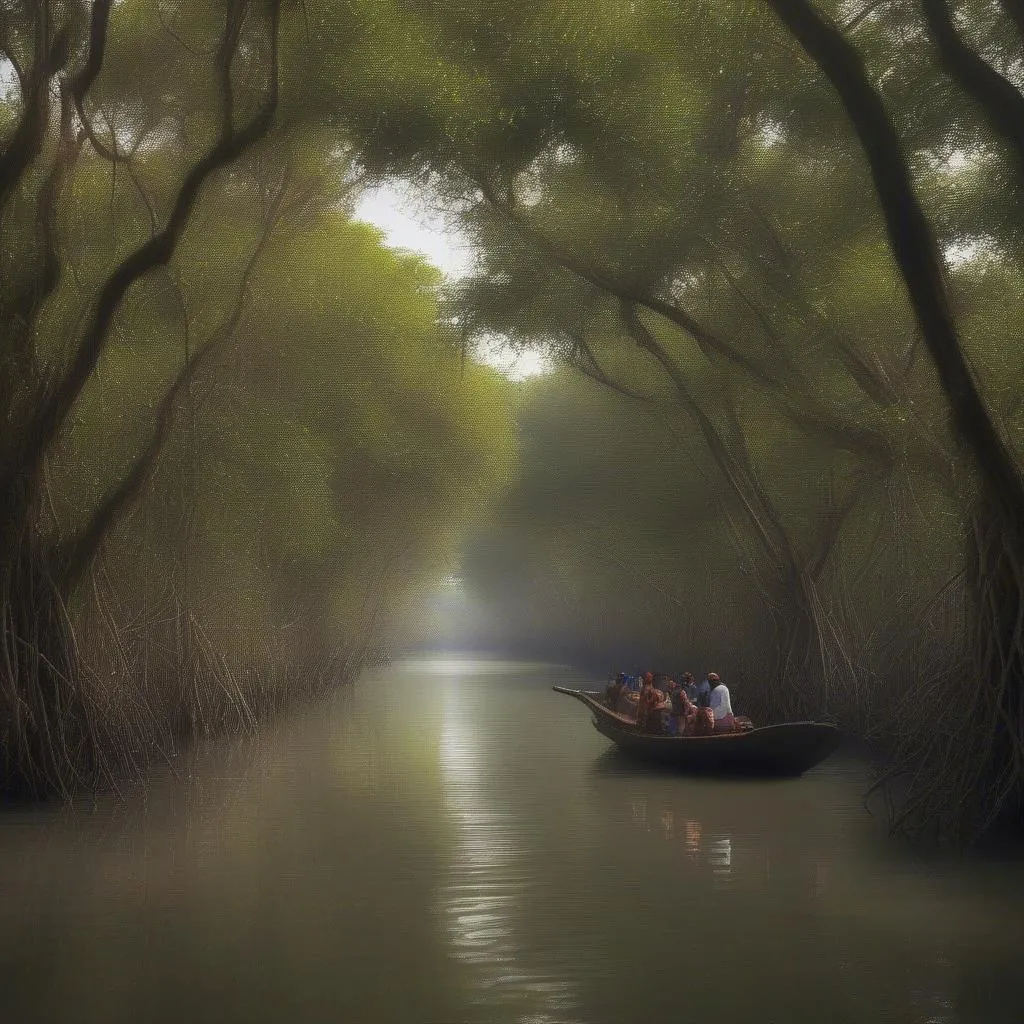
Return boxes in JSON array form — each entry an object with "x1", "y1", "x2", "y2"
[
  {"x1": 0, "y1": 1, "x2": 515, "y2": 764},
  {"x1": 56, "y1": 184, "x2": 514, "y2": 659},
  {"x1": 304, "y1": 0, "x2": 1024, "y2": 745},
  {"x1": 5, "y1": 0, "x2": 1024, "y2": 831}
]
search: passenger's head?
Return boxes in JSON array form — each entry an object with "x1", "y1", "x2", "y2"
[
  {"x1": 683, "y1": 672, "x2": 694, "y2": 683},
  {"x1": 707, "y1": 672, "x2": 720, "y2": 685},
  {"x1": 643, "y1": 671, "x2": 654, "y2": 684}
]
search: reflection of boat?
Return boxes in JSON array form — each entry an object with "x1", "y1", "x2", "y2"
[{"x1": 553, "y1": 687, "x2": 841, "y2": 776}]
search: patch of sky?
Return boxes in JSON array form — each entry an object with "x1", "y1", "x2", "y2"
[
  {"x1": 945, "y1": 235, "x2": 1002, "y2": 267},
  {"x1": 929, "y1": 147, "x2": 973, "y2": 174},
  {"x1": 512, "y1": 141, "x2": 581, "y2": 208},
  {"x1": 754, "y1": 119, "x2": 786, "y2": 147},
  {"x1": 1, "y1": 59, "x2": 19, "y2": 104},
  {"x1": 354, "y1": 178, "x2": 475, "y2": 279},
  {"x1": 472, "y1": 334, "x2": 552, "y2": 382},
  {"x1": 355, "y1": 179, "x2": 551, "y2": 381}
]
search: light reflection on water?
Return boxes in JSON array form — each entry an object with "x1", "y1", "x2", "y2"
[
  {"x1": 633, "y1": 801, "x2": 733, "y2": 882},
  {"x1": 436, "y1": 675, "x2": 583, "y2": 1022},
  {"x1": 582, "y1": 751, "x2": 1024, "y2": 1024},
  {"x1": 0, "y1": 656, "x2": 1021, "y2": 1024}
]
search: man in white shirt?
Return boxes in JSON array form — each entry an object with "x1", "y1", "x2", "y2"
[{"x1": 707, "y1": 672, "x2": 736, "y2": 732}]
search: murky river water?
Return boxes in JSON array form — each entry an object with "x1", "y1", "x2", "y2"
[{"x1": 2, "y1": 657, "x2": 1023, "y2": 1023}]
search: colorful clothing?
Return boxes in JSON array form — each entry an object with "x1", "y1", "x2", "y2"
[
  {"x1": 670, "y1": 689, "x2": 692, "y2": 717},
  {"x1": 693, "y1": 707, "x2": 715, "y2": 736},
  {"x1": 635, "y1": 684, "x2": 665, "y2": 733},
  {"x1": 669, "y1": 688, "x2": 696, "y2": 736}
]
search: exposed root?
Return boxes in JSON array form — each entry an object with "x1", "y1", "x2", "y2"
[{"x1": 1, "y1": 554, "x2": 358, "y2": 802}]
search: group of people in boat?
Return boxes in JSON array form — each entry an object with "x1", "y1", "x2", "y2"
[{"x1": 601, "y1": 670, "x2": 741, "y2": 736}]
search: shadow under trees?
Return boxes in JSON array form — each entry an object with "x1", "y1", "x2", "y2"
[{"x1": 765, "y1": 0, "x2": 1024, "y2": 841}]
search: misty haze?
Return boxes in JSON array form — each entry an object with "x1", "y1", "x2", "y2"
[{"x1": 1, "y1": 2, "x2": 1024, "y2": 1022}]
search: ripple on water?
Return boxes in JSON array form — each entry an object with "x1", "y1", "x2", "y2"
[{"x1": 0, "y1": 657, "x2": 1022, "y2": 1024}]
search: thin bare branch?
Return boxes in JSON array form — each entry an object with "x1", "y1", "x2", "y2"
[
  {"x1": 60, "y1": 168, "x2": 289, "y2": 585},
  {"x1": 476, "y1": 180, "x2": 784, "y2": 387},
  {"x1": 566, "y1": 330, "x2": 660, "y2": 404},
  {"x1": 0, "y1": 2, "x2": 72, "y2": 209},
  {"x1": 843, "y1": 0, "x2": 892, "y2": 33},
  {"x1": 618, "y1": 299, "x2": 794, "y2": 570}
]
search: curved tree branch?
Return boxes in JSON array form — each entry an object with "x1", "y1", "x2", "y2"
[
  {"x1": 67, "y1": 0, "x2": 113, "y2": 110},
  {"x1": 476, "y1": 180, "x2": 784, "y2": 387},
  {"x1": 921, "y1": 0, "x2": 1024, "y2": 177},
  {"x1": 83, "y1": 105, "x2": 160, "y2": 234},
  {"x1": 0, "y1": 3, "x2": 68, "y2": 210},
  {"x1": 3, "y1": 84, "x2": 80, "y2": 345},
  {"x1": 479, "y1": 181, "x2": 897, "y2": 469},
  {"x1": 843, "y1": 0, "x2": 893, "y2": 33},
  {"x1": 618, "y1": 299, "x2": 795, "y2": 569},
  {"x1": 764, "y1": 0, "x2": 1024, "y2": 523},
  {"x1": 13, "y1": 0, "x2": 282, "y2": 491},
  {"x1": 60, "y1": 166, "x2": 289, "y2": 586},
  {"x1": 566, "y1": 329, "x2": 662, "y2": 404}
]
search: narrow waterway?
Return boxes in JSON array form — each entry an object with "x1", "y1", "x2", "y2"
[{"x1": 1, "y1": 657, "x2": 1022, "y2": 1023}]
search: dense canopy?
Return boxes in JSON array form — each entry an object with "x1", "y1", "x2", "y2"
[{"x1": 3, "y1": 0, "x2": 1024, "y2": 841}]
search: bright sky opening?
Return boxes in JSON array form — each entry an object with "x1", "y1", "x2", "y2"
[{"x1": 354, "y1": 181, "x2": 552, "y2": 381}]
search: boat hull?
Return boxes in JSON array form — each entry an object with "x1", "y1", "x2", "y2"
[{"x1": 554, "y1": 687, "x2": 841, "y2": 777}]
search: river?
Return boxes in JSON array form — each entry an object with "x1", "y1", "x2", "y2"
[{"x1": 1, "y1": 657, "x2": 1022, "y2": 1023}]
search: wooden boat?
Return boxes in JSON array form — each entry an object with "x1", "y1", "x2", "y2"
[{"x1": 553, "y1": 686, "x2": 841, "y2": 776}]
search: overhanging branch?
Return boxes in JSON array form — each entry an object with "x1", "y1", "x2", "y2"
[
  {"x1": 60, "y1": 163, "x2": 290, "y2": 585},
  {"x1": 764, "y1": 0, "x2": 1024, "y2": 521},
  {"x1": 476, "y1": 180, "x2": 783, "y2": 388},
  {"x1": 921, "y1": 0, "x2": 1024, "y2": 178},
  {"x1": 12, "y1": 0, "x2": 282, "y2": 491}
]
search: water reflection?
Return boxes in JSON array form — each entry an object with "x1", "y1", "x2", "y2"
[
  {"x1": 685, "y1": 816, "x2": 701, "y2": 856},
  {"x1": 587, "y1": 746, "x2": 1024, "y2": 1023},
  {"x1": 629, "y1": 799, "x2": 733, "y2": 881},
  {"x1": 0, "y1": 659, "x2": 1021, "y2": 1024},
  {"x1": 436, "y1": 675, "x2": 583, "y2": 1022},
  {"x1": 708, "y1": 836, "x2": 732, "y2": 880}
]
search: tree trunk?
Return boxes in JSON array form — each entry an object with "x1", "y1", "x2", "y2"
[{"x1": 764, "y1": 0, "x2": 1024, "y2": 842}]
